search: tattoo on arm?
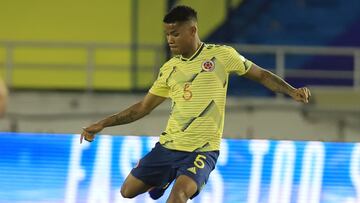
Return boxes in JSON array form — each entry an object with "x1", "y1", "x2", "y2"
[
  {"x1": 113, "y1": 110, "x2": 138, "y2": 125},
  {"x1": 261, "y1": 70, "x2": 294, "y2": 95},
  {"x1": 99, "y1": 102, "x2": 148, "y2": 127}
]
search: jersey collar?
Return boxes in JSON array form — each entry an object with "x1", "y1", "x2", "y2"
[{"x1": 180, "y1": 42, "x2": 205, "y2": 62}]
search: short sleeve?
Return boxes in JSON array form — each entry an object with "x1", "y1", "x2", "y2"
[
  {"x1": 149, "y1": 67, "x2": 170, "y2": 98},
  {"x1": 225, "y1": 47, "x2": 253, "y2": 76}
]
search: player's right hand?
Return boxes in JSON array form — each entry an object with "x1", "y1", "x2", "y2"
[{"x1": 80, "y1": 123, "x2": 104, "y2": 144}]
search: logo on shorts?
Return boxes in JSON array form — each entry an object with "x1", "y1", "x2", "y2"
[
  {"x1": 187, "y1": 167, "x2": 197, "y2": 174},
  {"x1": 201, "y1": 60, "x2": 215, "y2": 72}
]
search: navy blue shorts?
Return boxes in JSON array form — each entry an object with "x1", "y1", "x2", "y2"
[{"x1": 131, "y1": 142, "x2": 219, "y2": 198}]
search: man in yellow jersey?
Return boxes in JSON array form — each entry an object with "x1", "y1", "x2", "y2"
[{"x1": 80, "y1": 5, "x2": 311, "y2": 203}]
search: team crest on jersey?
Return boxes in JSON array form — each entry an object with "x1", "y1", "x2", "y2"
[{"x1": 201, "y1": 60, "x2": 215, "y2": 72}]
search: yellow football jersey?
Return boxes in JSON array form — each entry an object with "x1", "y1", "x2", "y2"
[{"x1": 149, "y1": 43, "x2": 252, "y2": 152}]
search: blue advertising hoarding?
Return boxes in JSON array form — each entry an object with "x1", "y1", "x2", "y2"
[{"x1": 0, "y1": 132, "x2": 359, "y2": 203}]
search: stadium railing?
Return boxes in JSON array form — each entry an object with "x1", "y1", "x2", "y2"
[{"x1": 0, "y1": 41, "x2": 359, "y2": 91}]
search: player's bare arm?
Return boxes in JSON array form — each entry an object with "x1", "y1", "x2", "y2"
[
  {"x1": 244, "y1": 63, "x2": 311, "y2": 103},
  {"x1": 80, "y1": 92, "x2": 167, "y2": 143}
]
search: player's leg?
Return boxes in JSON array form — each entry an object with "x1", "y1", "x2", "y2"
[
  {"x1": 121, "y1": 142, "x2": 175, "y2": 199},
  {"x1": 167, "y1": 150, "x2": 220, "y2": 202},
  {"x1": 166, "y1": 175, "x2": 197, "y2": 203},
  {"x1": 120, "y1": 173, "x2": 153, "y2": 198}
]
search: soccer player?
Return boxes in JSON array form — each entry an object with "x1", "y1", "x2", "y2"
[
  {"x1": 80, "y1": 5, "x2": 311, "y2": 203},
  {"x1": 0, "y1": 78, "x2": 8, "y2": 118}
]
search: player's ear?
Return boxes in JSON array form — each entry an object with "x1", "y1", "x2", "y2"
[{"x1": 190, "y1": 25, "x2": 197, "y2": 36}]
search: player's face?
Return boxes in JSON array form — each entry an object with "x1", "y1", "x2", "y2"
[{"x1": 164, "y1": 22, "x2": 196, "y2": 56}]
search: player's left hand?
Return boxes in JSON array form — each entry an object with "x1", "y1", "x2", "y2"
[{"x1": 290, "y1": 87, "x2": 311, "y2": 103}]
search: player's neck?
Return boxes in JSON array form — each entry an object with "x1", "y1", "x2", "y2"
[{"x1": 181, "y1": 39, "x2": 202, "y2": 59}]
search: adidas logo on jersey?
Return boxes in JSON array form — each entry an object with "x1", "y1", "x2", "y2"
[{"x1": 187, "y1": 167, "x2": 197, "y2": 174}]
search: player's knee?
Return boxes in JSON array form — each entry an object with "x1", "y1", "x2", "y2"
[
  {"x1": 168, "y1": 188, "x2": 191, "y2": 202},
  {"x1": 120, "y1": 184, "x2": 136, "y2": 199}
]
